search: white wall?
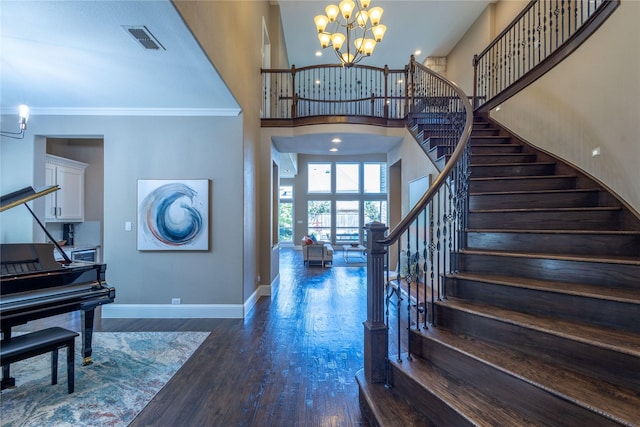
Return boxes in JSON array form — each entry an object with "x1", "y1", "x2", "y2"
[
  {"x1": 175, "y1": 0, "x2": 287, "y2": 301},
  {"x1": 0, "y1": 126, "x2": 40, "y2": 242},
  {"x1": 447, "y1": 0, "x2": 640, "y2": 214},
  {"x1": 387, "y1": 130, "x2": 440, "y2": 220},
  {"x1": 492, "y1": 0, "x2": 640, "y2": 213},
  {"x1": 1, "y1": 113, "x2": 246, "y2": 315},
  {"x1": 446, "y1": 3, "x2": 494, "y2": 94}
]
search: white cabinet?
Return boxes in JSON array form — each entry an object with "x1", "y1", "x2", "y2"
[{"x1": 45, "y1": 155, "x2": 88, "y2": 222}]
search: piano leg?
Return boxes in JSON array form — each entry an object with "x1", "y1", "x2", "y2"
[
  {"x1": 1, "y1": 327, "x2": 16, "y2": 389},
  {"x1": 81, "y1": 309, "x2": 95, "y2": 365}
]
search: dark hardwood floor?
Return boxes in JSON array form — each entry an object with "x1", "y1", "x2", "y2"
[{"x1": 15, "y1": 247, "x2": 372, "y2": 426}]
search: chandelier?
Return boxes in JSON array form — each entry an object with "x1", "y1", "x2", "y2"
[{"x1": 314, "y1": 0, "x2": 387, "y2": 66}]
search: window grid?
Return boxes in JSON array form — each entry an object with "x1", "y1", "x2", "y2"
[{"x1": 305, "y1": 161, "x2": 387, "y2": 245}]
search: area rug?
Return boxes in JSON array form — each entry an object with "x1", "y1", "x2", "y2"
[{"x1": 0, "y1": 331, "x2": 209, "y2": 427}]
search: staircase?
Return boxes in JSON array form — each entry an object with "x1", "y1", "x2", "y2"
[{"x1": 357, "y1": 115, "x2": 640, "y2": 426}]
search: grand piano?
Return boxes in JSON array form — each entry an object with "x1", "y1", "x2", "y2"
[{"x1": 1, "y1": 186, "x2": 115, "y2": 390}]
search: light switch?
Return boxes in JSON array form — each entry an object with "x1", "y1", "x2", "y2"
[{"x1": 125, "y1": 221, "x2": 132, "y2": 231}]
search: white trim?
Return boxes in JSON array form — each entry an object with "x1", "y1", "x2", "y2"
[
  {"x1": 102, "y1": 281, "x2": 277, "y2": 319},
  {"x1": 102, "y1": 303, "x2": 244, "y2": 318},
  {"x1": 10, "y1": 107, "x2": 241, "y2": 117},
  {"x1": 243, "y1": 284, "x2": 272, "y2": 316}
]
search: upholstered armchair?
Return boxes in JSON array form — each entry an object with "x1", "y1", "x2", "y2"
[{"x1": 301, "y1": 238, "x2": 334, "y2": 267}]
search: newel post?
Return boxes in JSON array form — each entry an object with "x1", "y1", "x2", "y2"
[
  {"x1": 291, "y1": 65, "x2": 297, "y2": 118},
  {"x1": 364, "y1": 221, "x2": 388, "y2": 383},
  {"x1": 472, "y1": 54, "x2": 479, "y2": 109},
  {"x1": 383, "y1": 65, "x2": 389, "y2": 118}
]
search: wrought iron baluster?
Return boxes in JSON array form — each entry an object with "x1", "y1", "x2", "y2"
[{"x1": 422, "y1": 203, "x2": 428, "y2": 330}]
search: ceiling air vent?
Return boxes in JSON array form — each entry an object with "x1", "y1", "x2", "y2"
[{"x1": 123, "y1": 26, "x2": 165, "y2": 50}]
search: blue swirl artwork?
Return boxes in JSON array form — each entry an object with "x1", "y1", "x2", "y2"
[{"x1": 137, "y1": 180, "x2": 209, "y2": 250}]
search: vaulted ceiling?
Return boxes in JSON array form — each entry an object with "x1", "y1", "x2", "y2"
[{"x1": 1, "y1": 0, "x2": 491, "y2": 169}]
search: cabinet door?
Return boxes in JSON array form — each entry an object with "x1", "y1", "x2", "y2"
[
  {"x1": 44, "y1": 162, "x2": 57, "y2": 221},
  {"x1": 56, "y1": 165, "x2": 84, "y2": 221}
]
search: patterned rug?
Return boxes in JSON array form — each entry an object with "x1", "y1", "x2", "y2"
[{"x1": 0, "y1": 331, "x2": 209, "y2": 427}]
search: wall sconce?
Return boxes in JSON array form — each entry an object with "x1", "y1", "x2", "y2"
[{"x1": 1, "y1": 105, "x2": 30, "y2": 139}]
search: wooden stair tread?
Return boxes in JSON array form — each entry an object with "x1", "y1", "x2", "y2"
[
  {"x1": 470, "y1": 174, "x2": 576, "y2": 182},
  {"x1": 390, "y1": 353, "x2": 540, "y2": 426},
  {"x1": 466, "y1": 228, "x2": 640, "y2": 235},
  {"x1": 439, "y1": 298, "x2": 640, "y2": 357},
  {"x1": 450, "y1": 272, "x2": 640, "y2": 304},
  {"x1": 469, "y1": 143, "x2": 519, "y2": 147},
  {"x1": 418, "y1": 328, "x2": 640, "y2": 425},
  {"x1": 470, "y1": 161, "x2": 555, "y2": 166},
  {"x1": 470, "y1": 135, "x2": 511, "y2": 140},
  {"x1": 355, "y1": 369, "x2": 430, "y2": 427},
  {"x1": 460, "y1": 248, "x2": 640, "y2": 265},
  {"x1": 470, "y1": 188, "x2": 601, "y2": 196},
  {"x1": 469, "y1": 206, "x2": 621, "y2": 213},
  {"x1": 471, "y1": 153, "x2": 533, "y2": 157}
]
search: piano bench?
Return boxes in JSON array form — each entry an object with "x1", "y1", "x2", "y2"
[{"x1": 1, "y1": 327, "x2": 79, "y2": 394}]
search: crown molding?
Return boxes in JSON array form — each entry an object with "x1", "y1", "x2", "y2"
[{"x1": 0, "y1": 107, "x2": 241, "y2": 117}]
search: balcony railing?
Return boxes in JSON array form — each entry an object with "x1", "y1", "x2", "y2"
[
  {"x1": 261, "y1": 63, "x2": 409, "y2": 125},
  {"x1": 474, "y1": 0, "x2": 619, "y2": 111}
]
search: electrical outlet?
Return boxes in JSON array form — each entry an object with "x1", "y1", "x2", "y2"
[
  {"x1": 125, "y1": 221, "x2": 132, "y2": 231},
  {"x1": 592, "y1": 147, "x2": 601, "y2": 157},
  {"x1": 171, "y1": 298, "x2": 181, "y2": 305}
]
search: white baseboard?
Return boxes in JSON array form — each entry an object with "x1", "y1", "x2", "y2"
[
  {"x1": 102, "y1": 280, "x2": 276, "y2": 319},
  {"x1": 242, "y1": 283, "x2": 271, "y2": 316},
  {"x1": 101, "y1": 303, "x2": 244, "y2": 318}
]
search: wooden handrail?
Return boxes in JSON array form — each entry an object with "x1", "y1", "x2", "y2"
[{"x1": 380, "y1": 58, "x2": 473, "y2": 246}]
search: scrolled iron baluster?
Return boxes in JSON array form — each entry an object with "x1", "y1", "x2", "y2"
[
  {"x1": 441, "y1": 190, "x2": 450, "y2": 299},
  {"x1": 435, "y1": 189, "x2": 442, "y2": 301},
  {"x1": 561, "y1": 0, "x2": 566, "y2": 44},
  {"x1": 421, "y1": 204, "x2": 429, "y2": 330},
  {"x1": 384, "y1": 278, "x2": 402, "y2": 365},
  {"x1": 553, "y1": 1, "x2": 560, "y2": 49}
]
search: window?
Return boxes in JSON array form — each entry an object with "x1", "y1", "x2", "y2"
[
  {"x1": 279, "y1": 185, "x2": 293, "y2": 243},
  {"x1": 336, "y1": 201, "x2": 360, "y2": 242},
  {"x1": 308, "y1": 163, "x2": 331, "y2": 193},
  {"x1": 303, "y1": 161, "x2": 387, "y2": 245},
  {"x1": 364, "y1": 200, "x2": 388, "y2": 224},
  {"x1": 279, "y1": 202, "x2": 293, "y2": 242},
  {"x1": 336, "y1": 163, "x2": 359, "y2": 193},
  {"x1": 363, "y1": 200, "x2": 388, "y2": 244},
  {"x1": 364, "y1": 163, "x2": 387, "y2": 193},
  {"x1": 280, "y1": 185, "x2": 293, "y2": 199},
  {"x1": 308, "y1": 200, "x2": 331, "y2": 241}
]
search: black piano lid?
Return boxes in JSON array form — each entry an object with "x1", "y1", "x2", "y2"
[
  {"x1": 0, "y1": 185, "x2": 59, "y2": 212},
  {"x1": 1, "y1": 185, "x2": 72, "y2": 264}
]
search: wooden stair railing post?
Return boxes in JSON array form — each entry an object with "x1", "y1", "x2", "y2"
[
  {"x1": 383, "y1": 65, "x2": 389, "y2": 118},
  {"x1": 364, "y1": 221, "x2": 388, "y2": 383},
  {"x1": 403, "y1": 64, "x2": 410, "y2": 118},
  {"x1": 370, "y1": 92, "x2": 375, "y2": 117},
  {"x1": 472, "y1": 54, "x2": 479, "y2": 109},
  {"x1": 409, "y1": 55, "x2": 416, "y2": 114},
  {"x1": 291, "y1": 65, "x2": 297, "y2": 118}
]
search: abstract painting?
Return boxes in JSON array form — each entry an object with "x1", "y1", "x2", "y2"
[{"x1": 137, "y1": 179, "x2": 209, "y2": 250}]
